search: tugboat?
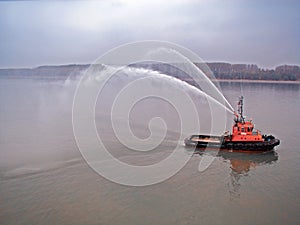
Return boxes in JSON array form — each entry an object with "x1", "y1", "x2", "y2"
[{"x1": 184, "y1": 96, "x2": 280, "y2": 152}]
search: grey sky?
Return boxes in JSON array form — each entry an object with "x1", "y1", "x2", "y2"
[{"x1": 0, "y1": 0, "x2": 299, "y2": 68}]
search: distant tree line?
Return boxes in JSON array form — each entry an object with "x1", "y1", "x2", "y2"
[
  {"x1": 0, "y1": 63, "x2": 299, "y2": 81},
  {"x1": 206, "y1": 63, "x2": 299, "y2": 81}
]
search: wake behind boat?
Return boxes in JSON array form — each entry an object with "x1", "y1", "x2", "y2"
[{"x1": 184, "y1": 96, "x2": 280, "y2": 152}]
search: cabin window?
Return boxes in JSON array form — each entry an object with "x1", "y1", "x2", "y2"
[
  {"x1": 247, "y1": 127, "x2": 251, "y2": 132},
  {"x1": 241, "y1": 127, "x2": 245, "y2": 132},
  {"x1": 238, "y1": 127, "x2": 240, "y2": 131}
]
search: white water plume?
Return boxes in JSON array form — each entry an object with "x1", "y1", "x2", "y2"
[
  {"x1": 121, "y1": 66, "x2": 234, "y2": 114},
  {"x1": 145, "y1": 47, "x2": 234, "y2": 113},
  {"x1": 78, "y1": 64, "x2": 234, "y2": 114}
]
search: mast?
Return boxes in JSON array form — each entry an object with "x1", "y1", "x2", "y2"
[{"x1": 237, "y1": 96, "x2": 245, "y2": 123}]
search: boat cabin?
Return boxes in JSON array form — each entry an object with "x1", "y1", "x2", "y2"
[{"x1": 228, "y1": 97, "x2": 263, "y2": 142}]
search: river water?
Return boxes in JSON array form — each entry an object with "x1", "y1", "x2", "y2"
[{"x1": 0, "y1": 76, "x2": 299, "y2": 225}]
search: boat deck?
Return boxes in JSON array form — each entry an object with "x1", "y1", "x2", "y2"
[{"x1": 190, "y1": 136, "x2": 221, "y2": 143}]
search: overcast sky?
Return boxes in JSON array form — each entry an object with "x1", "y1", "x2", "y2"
[{"x1": 0, "y1": 0, "x2": 299, "y2": 68}]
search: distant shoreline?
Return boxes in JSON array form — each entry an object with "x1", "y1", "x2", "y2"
[
  {"x1": 1, "y1": 75, "x2": 300, "y2": 85},
  {"x1": 0, "y1": 63, "x2": 300, "y2": 84},
  {"x1": 212, "y1": 79, "x2": 300, "y2": 84}
]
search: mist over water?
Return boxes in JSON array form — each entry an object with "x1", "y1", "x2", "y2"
[{"x1": 0, "y1": 75, "x2": 300, "y2": 224}]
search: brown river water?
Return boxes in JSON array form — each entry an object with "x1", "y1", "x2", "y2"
[{"x1": 0, "y1": 77, "x2": 299, "y2": 225}]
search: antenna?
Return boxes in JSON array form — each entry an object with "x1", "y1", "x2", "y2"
[{"x1": 238, "y1": 96, "x2": 245, "y2": 123}]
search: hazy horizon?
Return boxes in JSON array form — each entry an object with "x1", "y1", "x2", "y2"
[
  {"x1": 1, "y1": 61, "x2": 299, "y2": 70},
  {"x1": 1, "y1": 0, "x2": 299, "y2": 68}
]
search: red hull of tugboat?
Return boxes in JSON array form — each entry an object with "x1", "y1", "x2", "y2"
[{"x1": 184, "y1": 134, "x2": 280, "y2": 152}]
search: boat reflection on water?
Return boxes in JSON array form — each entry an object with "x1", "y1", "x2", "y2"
[
  {"x1": 222, "y1": 150, "x2": 278, "y2": 199},
  {"x1": 193, "y1": 149, "x2": 278, "y2": 199},
  {"x1": 193, "y1": 149, "x2": 279, "y2": 173},
  {"x1": 218, "y1": 150, "x2": 279, "y2": 173}
]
